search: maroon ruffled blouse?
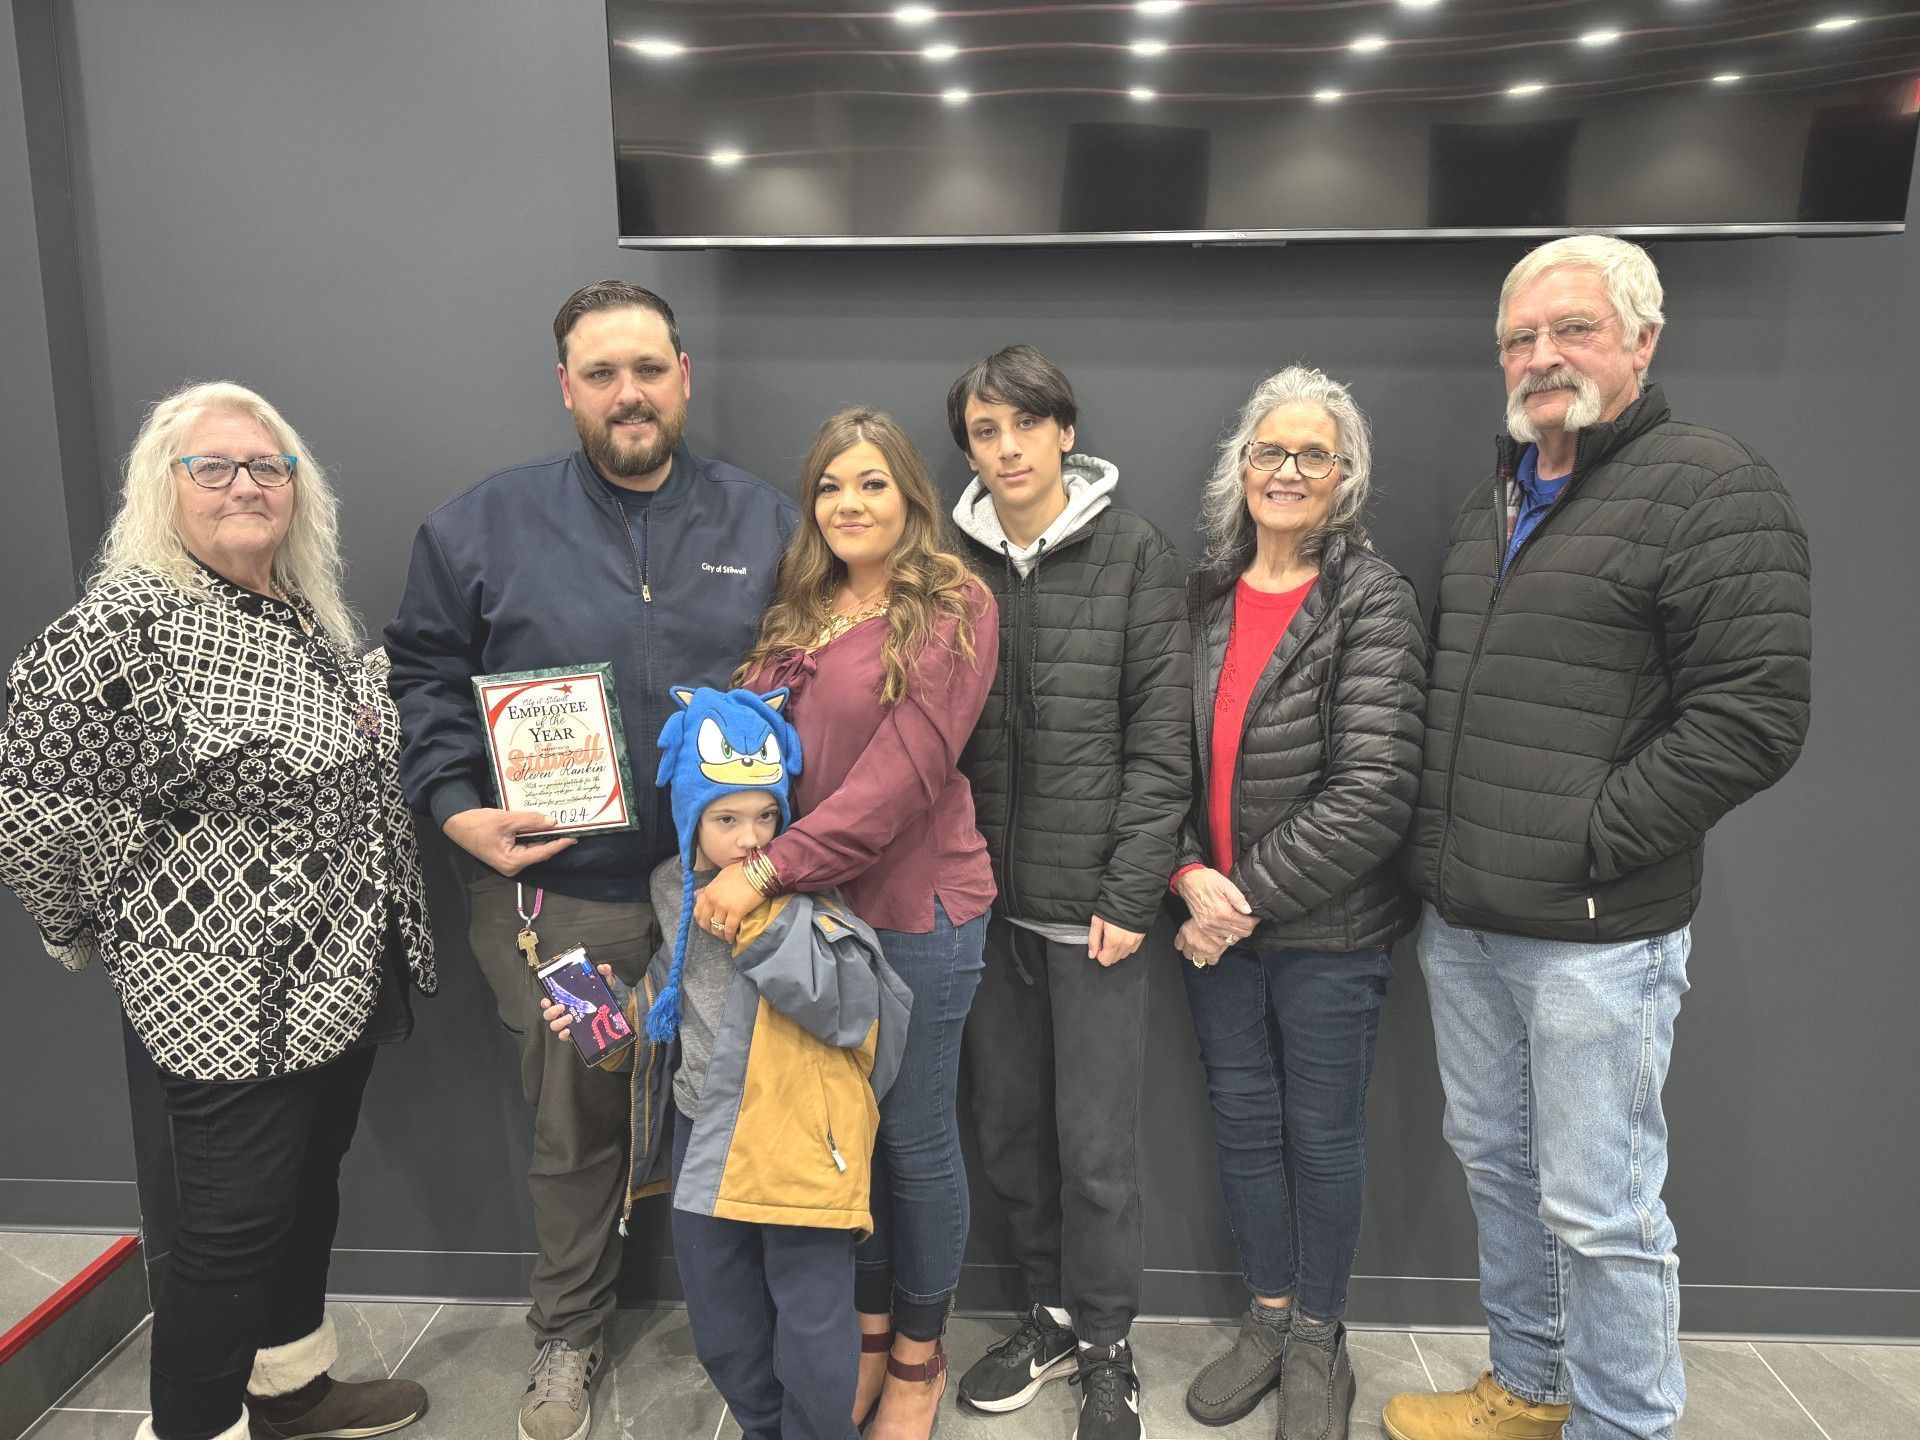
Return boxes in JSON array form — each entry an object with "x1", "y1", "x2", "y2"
[{"x1": 749, "y1": 585, "x2": 998, "y2": 935}]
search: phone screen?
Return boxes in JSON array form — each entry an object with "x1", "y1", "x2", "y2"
[{"x1": 537, "y1": 946, "x2": 636, "y2": 1066}]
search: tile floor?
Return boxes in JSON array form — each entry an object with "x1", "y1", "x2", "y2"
[{"x1": 20, "y1": 1300, "x2": 1920, "y2": 1440}]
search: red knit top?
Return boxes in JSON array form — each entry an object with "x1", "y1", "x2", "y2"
[{"x1": 1175, "y1": 576, "x2": 1315, "y2": 885}]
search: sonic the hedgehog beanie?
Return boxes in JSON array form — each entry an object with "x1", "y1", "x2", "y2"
[{"x1": 646, "y1": 685, "x2": 802, "y2": 1042}]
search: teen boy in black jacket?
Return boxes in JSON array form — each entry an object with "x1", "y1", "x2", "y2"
[{"x1": 948, "y1": 345, "x2": 1190, "y2": 1440}]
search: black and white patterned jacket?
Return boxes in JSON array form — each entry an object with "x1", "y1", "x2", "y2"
[{"x1": 0, "y1": 567, "x2": 436, "y2": 1080}]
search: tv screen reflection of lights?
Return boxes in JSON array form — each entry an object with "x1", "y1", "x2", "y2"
[{"x1": 605, "y1": 1, "x2": 1920, "y2": 247}]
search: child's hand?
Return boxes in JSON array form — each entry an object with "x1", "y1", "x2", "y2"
[{"x1": 544, "y1": 964, "x2": 619, "y2": 1042}]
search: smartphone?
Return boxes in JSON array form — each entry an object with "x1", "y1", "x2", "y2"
[{"x1": 537, "y1": 946, "x2": 636, "y2": 1066}]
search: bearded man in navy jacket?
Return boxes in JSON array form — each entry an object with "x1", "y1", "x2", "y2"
[{"x1": 385, "y1": 282, "x2": 795, "y2": 1440}]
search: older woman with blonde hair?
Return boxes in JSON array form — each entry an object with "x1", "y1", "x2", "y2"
[
  {"x1": 0, "y1": 381, "x2": 436, "y2": 1440},
  {"x1": 1171, "y1": 367, "x2": 1428, "y2": 1440}
]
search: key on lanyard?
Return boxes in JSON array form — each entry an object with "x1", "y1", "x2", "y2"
[{"x1": 516, "y1": 883, "x2": 544, "y2": 969}]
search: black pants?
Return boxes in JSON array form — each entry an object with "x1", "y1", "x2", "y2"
[
  {"x1": 148, "y1": 1048, "x2": 376, "y2": 1440},
  {"x1": 962, "y1": 916, "x2": 1148, "y2": 1345},
  {"x1": 670, "y1": 1123, "x2": 859, "y2": 1440}
]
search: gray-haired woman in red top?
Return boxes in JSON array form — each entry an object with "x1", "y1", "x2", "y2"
[{"x1": 694, "y1": 408, "x2": 997, "y2": 1440}]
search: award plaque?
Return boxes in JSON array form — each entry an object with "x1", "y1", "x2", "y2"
[{"x1": 472, "y1": 664, "x2": 638, "y2": 834}]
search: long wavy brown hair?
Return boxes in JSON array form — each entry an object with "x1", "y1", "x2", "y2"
[{"x1": 736, "y1": 408, "x2": 979, "y2": 704}]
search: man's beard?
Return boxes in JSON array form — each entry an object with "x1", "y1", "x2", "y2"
[
  {"x1": 1506, "y1": 369, "x2": 1604, "y2": 444},
  {"x1": 579, "y1": 402, "x2": 685, "y2": 481}
]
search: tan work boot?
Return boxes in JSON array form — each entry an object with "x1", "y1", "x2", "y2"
[{"x1": 1383, "y1": 1370, "x2": 1570, "y2": 1440}]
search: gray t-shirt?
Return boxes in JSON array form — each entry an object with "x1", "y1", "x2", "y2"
[{"x1": 649, "y1": 857, "x2": 736, "y2": 1120}]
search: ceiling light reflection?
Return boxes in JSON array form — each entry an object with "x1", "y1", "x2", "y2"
[
  {"x1": 893, "y1": 4, "x2": 935, "y2": 23},
  {"x1": 1507, "y1": 81, "x2": 1546, "y2": 96},
  {"x1": 709, "y1": 148, "x2": 743, "y2": 167},
  {"x1": 1350, "y1": 34, "x2": 1389, "y2": 54},
  {"x1": 1129, "y1": 86, "x2": 1158, "y2": 101},
  {"x1": 624, "y1": 37, "x2": 685, "y2": 58},
  {"x1": 1130, "y1": 38, "x2": 1169, "y2": 56},
  {"x1": 1136, "y1": 0, "x2": 1183, "y2": 14},
  {"x1": 1579, "y1": 28, "x2": 1622, "y2": 47},
  {"x1": 941, "y1": 86, "x2": 970, "y2": 104},
  {"x1": 1813, "y1": 15, "x2": 1859, "y2": 30},
  {"x1": 922, "y1": 42, "x2": 958, "y2": 61},
  {"x1": 1314, "y1": 88, "x2": 1345, "y2": 103}
]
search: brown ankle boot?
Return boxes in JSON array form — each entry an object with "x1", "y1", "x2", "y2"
[
  {"x1": 246, "y1": 1373, "x2": 429, "y2": 1439},
  {"x1": 1382, "y1": 1370, "x2": 1570, "y2": 1440}
]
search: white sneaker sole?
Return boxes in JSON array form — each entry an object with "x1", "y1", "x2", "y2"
[
  {"x1": 960, "y1": 1351, "x2": 1080, "y2": 1413},
  {"x1": 518, "y1": 1398, "x2": 591, "y2": 1440}
]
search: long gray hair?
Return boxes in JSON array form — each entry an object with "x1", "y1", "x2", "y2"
[
  {"x1": 1199, "y1": 366, "x2": 1374, "y2": 571},
  {"x1": 96, "y1": 381, "x2": 360, "y2": 650}
]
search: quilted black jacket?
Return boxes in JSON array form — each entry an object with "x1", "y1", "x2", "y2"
[
  {"x1": 958, "y1": 507, "x2": 1192, "y2": 933},
  {"x1": 1175, "y1": 533, "x2": 1429, "y2": 952},
  {"x1": 1403, "y1": 385, "x2": 1813, "y2": 942}
]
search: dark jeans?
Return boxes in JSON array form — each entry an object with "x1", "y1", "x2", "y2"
[
  {"x1": 963, "y1": 916, "x2": 1148, "y2": 1345},
  {"x1": 1180, "y1": 942, "x2": 1390, "y2": 1321},
  {"x1": 124, "y1": 1012, "x2": 178, "y2": 1292},
  {"x1": 467, "y1": 871, "x2": 655, "y2": 1350},
  {"x1": 854, "y1": 898, "x2": 987, "y2": 1342},
  {"x1": 671, "y1": 1125, "x2": 859, "y2": 1440},
  {"x1": 148, "y1": 1048, "x2": 376, "y2": 1440}
]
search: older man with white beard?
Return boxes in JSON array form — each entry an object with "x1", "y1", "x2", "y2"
[{"x1": 1386, "y1": 237, "x2": 1812, "y2": 1440}]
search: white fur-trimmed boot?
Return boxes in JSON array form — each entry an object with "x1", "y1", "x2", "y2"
[{"x1": 243, "y1": 1316, "x2": 429, "y2": 1440}]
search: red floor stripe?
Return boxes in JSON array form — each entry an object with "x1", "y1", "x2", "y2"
[{"x1": 0, "y1": 1234, "x2": 141, "y2": 1367}]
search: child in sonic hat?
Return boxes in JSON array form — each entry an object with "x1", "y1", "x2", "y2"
[
  {"x1": 543, "y1": 684, "x2": 911, "y2": 1440},
  {"x1": 646, "y1": 682, "x2": 802, "y2": 1042}
]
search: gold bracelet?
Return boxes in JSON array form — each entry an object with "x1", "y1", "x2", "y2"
[{"x1": 743, "y1": 849, "x2": 778, "y2": 897}]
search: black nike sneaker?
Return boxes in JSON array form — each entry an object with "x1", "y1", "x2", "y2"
[
  {"x1": 1072, "y1": 1339, "x2": 1142, "y2": 1440},
  {"x1": 957, "y1": 1305, "x2": 1079, "y2": 1413}
]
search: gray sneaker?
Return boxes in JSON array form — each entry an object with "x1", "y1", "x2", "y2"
[
  {"x1": 1185, "y1": 1302, "x2": 1290, "y2": 1427},
  {"x1": 519, "y1": 1339, "x2": 601, "y2": 1440},
  {"x1": 1277, "y1": 1319, "x2": 1354, "y2": 1440}
]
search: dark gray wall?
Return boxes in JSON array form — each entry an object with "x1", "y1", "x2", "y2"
[
  {"x1": 3, "y1": 0, "x2": 1914, "y2": 1336},
  {"x1": 0, "y1": 0, "x2": 133, "y2": 1223}
]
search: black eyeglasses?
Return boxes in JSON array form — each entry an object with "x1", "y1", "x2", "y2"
[
  {"x1": 1245, "y1": 442, "x2": 1345, "y2": 481},
  {"x1": 177, "y1": 454, "x2": 298, "y2": 489}
]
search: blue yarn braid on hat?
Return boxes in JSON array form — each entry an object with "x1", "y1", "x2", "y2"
[{"x1": 646, "y1": 685, "x2": 802, "y2": 1042}]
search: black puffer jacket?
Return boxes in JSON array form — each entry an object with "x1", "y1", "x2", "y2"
[
  {"x1": 958, "y1": 506, "x2": 1191, "y2": 933},
  {"x1": 1403, "y1": 386, "x2": 1813, "y2": 942},
  {"x1": 1175, "y1": 533, "x2": 1429, "y2": 952}
]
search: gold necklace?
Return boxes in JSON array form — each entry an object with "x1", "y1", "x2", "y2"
[{"x1": 818, "y1": 597, "x2": 889, "y2": 645}]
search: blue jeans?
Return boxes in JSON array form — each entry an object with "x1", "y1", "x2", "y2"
[
  {"x1": 1417, "y1": 904, "x2": 1691, "y2": 1440},
  {"x1": 1180, "y1": 942, "x2": 1390, "y2": 1321},
  {"x1": 856, "y1": 899, "x2": 987, "y2": 1341}
]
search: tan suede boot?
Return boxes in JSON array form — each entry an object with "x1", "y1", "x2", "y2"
[{"x1": 1382, "y1": 1370, "x2": 1570, "y2": 1440}]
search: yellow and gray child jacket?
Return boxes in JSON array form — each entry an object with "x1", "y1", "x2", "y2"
[{"x1": 614, "y1": 883, "x2": 911, "y2": 1235}]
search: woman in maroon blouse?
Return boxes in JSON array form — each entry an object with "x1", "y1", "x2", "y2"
[{"x1": 695, "y1": 407, "x2": 996, "y2": 1440}]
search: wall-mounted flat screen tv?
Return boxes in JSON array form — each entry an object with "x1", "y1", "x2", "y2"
[{"x1": 606, "y1": 1, "x2": 1920, "y2": 247}]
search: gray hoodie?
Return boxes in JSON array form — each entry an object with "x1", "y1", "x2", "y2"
[{"x1": 951, "y1": 454, "x2": 1118, "y2": 578}]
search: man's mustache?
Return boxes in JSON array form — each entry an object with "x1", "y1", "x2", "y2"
[{"x1": 1512, "y1": 370, "x2": 1584, "y2": 399}]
